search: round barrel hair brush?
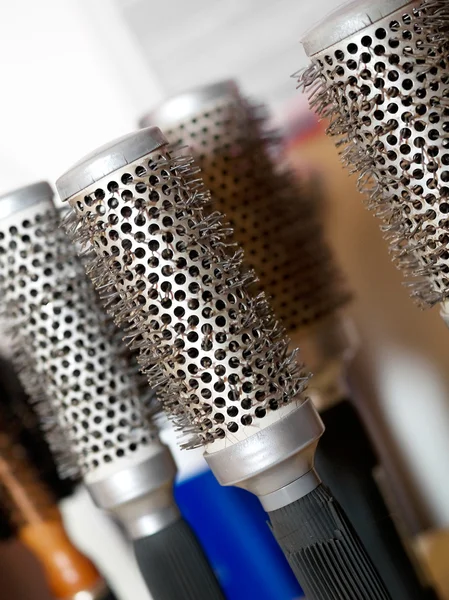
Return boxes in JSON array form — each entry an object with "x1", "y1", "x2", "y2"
[
  {"x1": 298, "y1": 0, "x2": 449, "y2": 325},
  {"x1": 0, "y1": 182, "x2": 224, "y2": 600},
  {"x1": 0, "y1": 373, "x2": 116, "y2": 600},
  {"x1": 140, "y1": 81, "x2": 432, "y2": 599},
  {"x1": 57, "y1": 126, "x2": 393, "y2": 600}
]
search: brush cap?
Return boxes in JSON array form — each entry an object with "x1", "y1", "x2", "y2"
[
  {"x1": 0, "y1": 181, "x2": 53, "y2": 219},
  {"x1": 56, "y1": 127, "x2": 167, "y2": 201},
  {"x1": 139, "y1": 80, "x2": 239, "y2": 129},
  {"x1": 302, "y1": 0, "x2": 414, "y2": 56}
]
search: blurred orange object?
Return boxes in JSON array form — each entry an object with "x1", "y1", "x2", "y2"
[
  {"x1": 20, "y1": 518, "x2": 102, "y2": 599},
  {"x1": 0, "y1": 438, "x2": 104, "y2": 599},
  {"x1": 0, "y1": 538, "x2": 53, "y2": 600}
]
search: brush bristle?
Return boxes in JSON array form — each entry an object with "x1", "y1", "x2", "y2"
[
  {"x1": 143, "y1": 88, "x2": 351, "y2": 330},
  {"x1": 298, "y1": 0, "x2": 449, "y2": 308},
  {"x1": 0, "y1": 203, "x2": 158, "y2": 476},
  {"x1": 62, "y1": 144, "x2": 310, "y2": 450}
]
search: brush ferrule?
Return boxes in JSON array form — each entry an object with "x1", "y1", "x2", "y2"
[
  {"x1": 87, "y1": 443, "x2": 179, "y2": 539},
  {"x1": 204, "y1": 397, "x2": 324, "y2": 511}
]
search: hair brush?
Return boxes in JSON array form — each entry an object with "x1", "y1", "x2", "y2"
[
  {"x1": 57, "y1": 126, "x2": 396, "y2": 600},
  {"x1": 139, "y1": 81, "x2": 433, "y2": 599},
  {"x1": 298, "y1": 0, "x2": 449, "y2": 325},
  {"x1": 0, "y1": 182, "x2": 224, "y2": 600},
  {"x1": 0, "y1": 374, "x2": 116, "y2": 600}
]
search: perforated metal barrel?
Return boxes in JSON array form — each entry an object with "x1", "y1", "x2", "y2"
[
  {"x1": 300, "y1": 0, "x2": 449, "y2": 307},
  {"x1": 141, "y1": 82, "x2": 351, "y2": 334},
  {"x1": 0, "y1": 183, "x2": 158, "y2": 480},
  {"x1": 57, "y1": 128, "x2": 309, "y2": 451}
]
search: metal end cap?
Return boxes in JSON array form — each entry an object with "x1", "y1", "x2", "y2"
[
  {"x1": 139, "y1": 79, "x2": 240, "y2": 129},
  {"x1": 302, "y1": 0, "x2": 415, "y2": 56},
  {"x1": 0, "y1": 181, "x2": 54, "y2": 219},
  {"x1": 56, "y1": 127, "x2": 168, "y2": 201}
]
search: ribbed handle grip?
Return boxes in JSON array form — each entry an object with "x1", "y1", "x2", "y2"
[
  {"x1": 133, "y1": 518, "x2": 225, "y2": 600},
  {"x1": 316, "y1": 400, "x2": 432, "y2": 599},
  {"x1": 269, "y1": 484, "x2": 391, "y2": 600}
]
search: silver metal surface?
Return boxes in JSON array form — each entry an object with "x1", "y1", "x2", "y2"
[
  {"x1": 0, "y1": 188, "x2": 158, "y2": 478},
  {"x1": 88, "y1": 443, "x2": 179, "y2": 538},
  {"x1": 303, "y1": 0, "x2": 414, "y2": 56},
  {"x1": 260, "y1": 469, "x2": 321, "y2": 512},
  {"x1": 57, "y1": 128, "x2": 167, "y2": 201},
  {"x1": 300, "y1": 0, "x2": 449, "y2": 308},
  {"x1": 140, "y1": 80, "x2": 239, "y2": 129},
  {"x1": 0, "y1": 181, "x2": 53, "y2": 219},
  {"x1": 140, "y1": 82, "x2": 352, "y2": 334},
  {"x1": 204, "y1": 397, "x2": 323, "y2": 509},
  {"x1": 59, "y1": 132, "x2": 310, "y2": 451}
]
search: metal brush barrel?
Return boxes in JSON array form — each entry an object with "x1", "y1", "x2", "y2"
[
  {"x1": 300, "y1": 0, "x2": 449, "y2": 310},
  {"x1": 0, "y1": 182, "x2": 224, "y2": 600},
  {"x1": 57, "y1": 126, "x2": 393, "y2": 599},
  {"x1": 141, "y1": 81, "x2": 352, "y2": 340},
  {"x1": 141, "y1": 82, "x2": 433, "y2": 598},
  {"x1": 142, "y1": 81, "x2": 355, "y2": 412},
  {"x1": 56, "y1": 126, "x2": 319, "y2": 490}
]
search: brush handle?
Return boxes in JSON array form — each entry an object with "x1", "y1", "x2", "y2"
[
  {"x1": 133, "y1": 517, "x2": 224, "y2": 600},
  {"x1": 19, "y1": 518, "x2": 103, "y2": 599},
  {"x1": 269, "y1": 484, "x2": 391, "y2": 599},
  {"x1": 315, "y1": 399, "x2": 433, "y2": 599}
]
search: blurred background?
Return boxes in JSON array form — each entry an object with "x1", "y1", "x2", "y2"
[{"x1": 0, "y1": 0, "x2": 449, "y2": 598}]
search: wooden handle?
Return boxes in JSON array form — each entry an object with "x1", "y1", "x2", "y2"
[{"x1": 19, "y1": 518, "x2": 103, "y2": 599}]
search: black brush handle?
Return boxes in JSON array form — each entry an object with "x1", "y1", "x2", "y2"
[
  {"x1": 133, "y1": 517, "x2": 225, "y2": 600},
  {"x1": 316, "y1": 400, "x2": 434, "y2": 599},
  {"x1": 269, "y1": 484, "x2": 391, "y2": 600}
]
